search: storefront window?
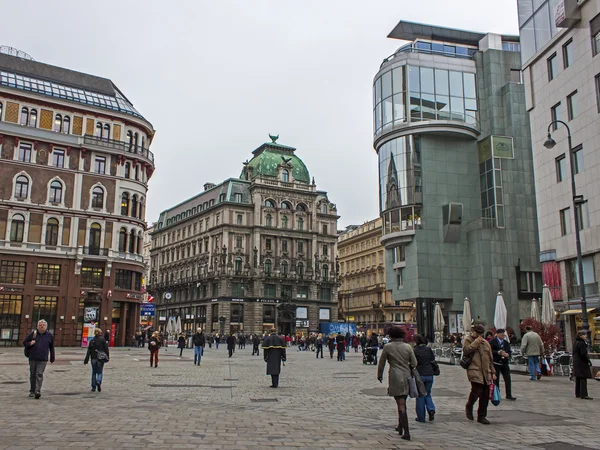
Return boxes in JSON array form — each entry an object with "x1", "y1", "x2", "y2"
[
  {"x1": 33, "y1": 296, "x2": 57, "y2": 336},
  {"x1": 0, "y1": 294, "x2": 22, "y2": 343}
]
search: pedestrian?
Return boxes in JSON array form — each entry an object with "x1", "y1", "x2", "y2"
[
  {"x1": 315, "y1": 333, "x2": 324, "y2": 358},
  {"x1": 463, "y1": 324, "x2": 496, "y2": 425},
  {"x1": 484, "y1": 331, "x2": 493, "y2": 342},
  {"x1": 84, "y1": 327, "x2": 109, "y2": 392},
  {"x1": 327, "y1": 333, "x2": 336, "y2": 358},
  {"x1": 148, "y1": 331, "x2": 161, "y2": 368},
  {"x1": 352, "y1": 335, "x2": 359, "y2": 352},
  {"x1": 345, "y1": 331, "x2": 352, "y2": 352},
  {"x1": 490, "y1": 328, "x2": 516, "y2": 400},
  {"x1": 336, "y1": 332, "x2": 345, "y2": 361},
  {"x1": 377, "y1": 326, "x2": 417, "y2": 441},
  {"x1": 192, "y1": 328, "x2": 206, "y2": 365},
  {"x1": 177, "y1": 333, "x2": 186, "y2": 357},
  {"x1": 226, "y1": 334, "x2": 236, "y2": 358},
  {"x1": 215, "y1": 334, "x2": 219, "y2": 349},
  {"x1": 572, "y1": 330, "x2": 593, "y2": 400},
  {"x1": 368, "y1": 333, "x2": 379, "y2": 365},
  {"x1": 23, "y1": 319, "x2": 55, "y2": 399},
  {"x1": 360, "y1": 334, "x2": 367, "y2": 352},
  {"x1": 104, "y1": 329, "x2": 111, "y2": 346},
  {"x1": 413, "y1": 334, "x2": 436, "y2": 422},
  {"x1": 252, "y1": 334, "x2": 261, "y2": 355},
  {"x1": 520, "y1": 326, "x2": 544, "y2": 381},
  {"x1": 262, "y1": 328, "x2": 287, "y2": 388},
  {"x1": 207, "y1": 334, "x2": 213, "y2": 349}
]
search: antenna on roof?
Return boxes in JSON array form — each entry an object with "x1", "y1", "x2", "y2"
[{"x1": 0, "y1": 46, "x2": 35, "y2": 61}]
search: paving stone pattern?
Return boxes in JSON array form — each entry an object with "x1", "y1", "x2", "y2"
[{"x1": 0, "y1": 346, "x2": 598, "y2": 450}]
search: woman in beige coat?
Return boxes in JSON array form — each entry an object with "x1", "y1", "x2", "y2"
[
  {"x1": 462, "y1": 324, "x2": 496, "y2": 424},
  {"x1": 377, "y1": 327, "x2": 417, "y2": 441}
]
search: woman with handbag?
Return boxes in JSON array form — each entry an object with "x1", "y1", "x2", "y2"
[
  {"x1": 413, "y1": 334, "x2": 437, "y2": 422},
  {"x1": 377, "y1": 326, "x2": 418, "y2": 441},
  {"x1": 84, "y1": 328, "x2": 109, "y2": 392},
  {"x1": 177, "y1": 333, "x2": 186, "y2": 358}
]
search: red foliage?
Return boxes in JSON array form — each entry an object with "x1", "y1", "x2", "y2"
[{"x1": 519, "y1": 318, "x2": 563, "y2": 353}]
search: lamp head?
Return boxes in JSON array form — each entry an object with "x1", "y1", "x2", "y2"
[{"x1": 543, "y1": 133, "x2": 556, "y2": 149}]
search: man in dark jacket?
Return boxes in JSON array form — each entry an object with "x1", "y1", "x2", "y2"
[
  {"x1": 490, "y1": 329, "x2": 516, "y2": 400},
  {"x1": 573, "y1": 330, "x2": 593, "y2": 399},
  {"x1": 192, "y1": 328, "x2": 206, "y2": 365},
  {"x1": 336, "y1": 332, "x2": 346, "y2": 361},
  {"x1": 262, "y1": 329, "x2": 287, "y2": 387},
  {"x1": 23, "y1": 320, "x2": 55, "y2": 399},
  {"x1": 252, "y1": 335, "x2": 261, "y2": 356},
  {"x1": 226, "y1": 335, "x2": 236, "y2": 358}
]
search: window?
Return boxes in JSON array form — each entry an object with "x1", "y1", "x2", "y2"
[
  {"x1": 33, "y1": 296, "x2": 57, "y2": 335},
  {"x1": 62, "y1": 116, "x2": 70, "y2": 134},
  {"x1": 547, "y1": 53, "x2": 558, "y2": 81},
  {"x1": 95, "y1": 122, "x2": 102, "y2": 137},
  {"x1": 567, "y1": 91, "x2": 579, "y2": 121},
  {"x1": 296, "y1": 204, "x2": 306, "y2": 212},
  {"x1": 510, "y1": 69, "x2": 522, "y2": 83},
  {"x1": 89, "y1": 223, "x2": 102, "y2": 253},
  {"x1": 264, "y1": 259, "x2": 272, "y2": 276},
  {"x1": 236, "y1": 214, "x2": 242, "y2": 225},
  {"x1": 212, "y1": 282, "x2": 219, "y2": 297},
  {"x1": 281, "y1": 261, "x2": 288, "y2": 277},
  {"x1": 297, "y1": 217, "x2": 304, "y2": 231},
  {"x1": 0, "y1": 261, "x2": 26, "y2": 284},
  {"x1": 54, "y1": 114, "x2": 62, "y2": 132},
  {"x1": 596, "y1": 74, "x2": 600, "y2": 113},
  {"x1": 282, "y1": 216, "x2": 288, "y2": 229},
  {"x1": 320, "y1": 287, "x2": 331, "y2": 301},
  {"x1": 576, "y1": 201, "x2": 590, "y2": 231},
  {"x1": 321, "y1": 204, "x2": 327, "y2": 214},
  {"x1": 322, "y1": 244, "x2": 328, "y2": 256},
  {"x1": 15, "y1": 175, "x2": 29, "y2": 199},
  {"x1": 555, "y1": 155, "x2": 566, "y2": 182},
  {"x1": 36, "y1": 263, "x2": 60, "y2": 286},
  {"x1": 559, "y1": 208, "x2": 571, "y2": 236},
  {"x1": 567, "y1": 256, "x2": 596, "y2": 292},
  {"x1": 265, "y1": 214, "x2": 272, "y2": 227},
  {"x1": 134, "y1": 165, "x2": 139, "y2": 181},
  {"x1": 18, "y1": 144, "x2": 31, "y2": 162},
  {"x1": 52, "y1": 150, "x2": 65, "y2": 168},
  {"x1": 10, "y1": 214, "x2": 25, "y2": 242},
  {"x1": 115, "y1": 269, "x2": 133, "y2": 290},
  {"x1": 235, "y1": 236, "x2": 243, "y2": 249},
  {"x1": 49, "y1": 180, "x2": 62, "y2": 203},
  {"x1": 573, "y1": 145, "x2": 584, "y2": 174},
  {"x1": 232, "y1": 282, "x2": 243, "y2": 297},
  {"x1": 592, "y1": 13, "x2": 600, "y2": 56},
  {"x1": 235, "y1": 258, "x2": 243, "y2": 275},
  {"x1": 102, "y1": 124, "x2": 110, "y2": 140},
  {"x1": 118, "y1": 227, "x2": 127, "y2": 252},
  {"x1": 551, "y1": 102, "x2": 563, "y2": 130},
  {"x1": 265, "y1": 284, "x2": 276, "y2": 298},
  {"x1": 131, "y1": 195, "x2": 138, "y2": 218},
  {"x1": 94, "y1": 157, "x2": 106, "y2": 174},
  {"x1": 134, "y1": 272, "x2": 142, "y2": 291},
  {"x1": 562, "y1": 39, "x2": 574, "y2": 69},
  {"x1": 281, "y1": 170, "x2": 289, "y2": 182},
  {"x1": 297, "y1": 241, "x2": 304, "y2": 254},
  {"x1": 281, "y1": 201, "x2": 291, "y2": 210},
  {"x1": 263, "y1": 305, "x2": 276, "y2": 321},
  {"x1": 296, "y1": 285, "x2": 308, "y2": 298},
  {"x1": 91, "y1": 187, "x2": 104, "y2": 208},
  {"x1": 81, "y1": 267, "x2": 104, "y2": 288},
  {"x1": 396, "y1": 268, "x2": 403, "y2": 289},
  {"x1": 234, "y1": 193, "x2": 242, "y2": 202},
  {"x1": 282, "y1": 240, "x2": 288, "y2": 252},
  {"x1": 45, "y1": 218, "x2": 59, "y2": 246},
  {"x1": 124, "y1": 162, "x2": 131, "y2": 178},
  {"x1": 392, "y1": 246, "x2": 406, "y2": 264},
  {"x1": 29, "y1": 109, "x2": 37, "y2": 127},
  {"x1": 129, "y1": 229, "x2": 136, "y2": 253},
  {"x1": 121, "y1": 193, "x2": 129, "y2": 215},
  {"x1": 297, "y1": 262, "x2": 305, "y2": 278},
  {"x1": 322, "y1": 265, "x2": 329, "y2": 281},
  {"x1": 264, "y1": 199, "x2": 275, "y2": 208}
]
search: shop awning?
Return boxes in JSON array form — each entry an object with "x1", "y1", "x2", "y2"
[{"x1": 560, "y1": 308, "x2": 597, "y2": 316}]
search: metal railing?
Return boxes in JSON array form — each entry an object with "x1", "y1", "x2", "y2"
[
  {"x1": 84, "y1": 135, "x2": 154, "y2": 163},
  {"x1": 82, "y1": 246, "x2": 109, "y2": 256},
  {"x1": 381, "y1": 45, "x2": 475, "y2": 68}
]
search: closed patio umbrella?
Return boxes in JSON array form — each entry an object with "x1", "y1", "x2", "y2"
[
  {"x1": 541, "y1": 285, "x2": 556, "y2": 325},
  {"x1": 175, "y1": 316, "x2": 182, "y2": 335},
  {"x1": 531, "y1": 298, "x2": 540, "y2": 321},
  {"x1": 434, "y1": 302, "x2": 445, "y2": 346},
  {"x1": 494, "y1": 292, "x2": 507, "y2": 330},
  {"x1": 463, "y1": 298, "x2": 472, "y2": 337}
]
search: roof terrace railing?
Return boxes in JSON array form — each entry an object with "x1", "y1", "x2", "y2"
[
  {"x1": 84, "y1": 135, "x2": 154, "y2": 163},
  {"x1": 380, "y1": 45, "x2": 475, "y2": 68}
]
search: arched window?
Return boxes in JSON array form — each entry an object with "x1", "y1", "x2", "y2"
[
  {"x1": 134, "y1": 132, "x2": 139, "y2": 150},
  {"x1": 124, "y1": 162, "x2": 131, "y2": 178},
  {"x1": 54, "y1": 114, "x2": 62, "y2": 132},
  {"x1": 15, "y1": 175, "x2": 29, "y2": 199},
  {"x1": 121, "y1": 193, "x2": 129, "y2": 215},
  {"x1": 10, "y1": 214, "x2": 25, "y2": 242},
  {"x1": 264, "y1": 199, "x2": 275, "y2": 208},
  {"x1": 91, "y1": 186, "x2": 104, "y2": 208},
  {"x1": 296, "y1": 203, "x2": 307, "y2": 212},
  {"x1": 29, "y1": 109, "x2": 37, "y2": 127},
  {"x1": 297, "y1": 262, "x2": 304, "y2": 278},
  {"x1": 62, "y1": 116, "x2": 70, "y2": 134},
  {"x1": 20, "y1": 107, "x2": 29, "y2": 126},
  {"x1": 265, "y1": 214, "x2": 272, "y2": 227},
  {"x1": 89, "y1": 223, "x2": 101, "y2": 253},
  {"x1": 282, "y1": 216, "x2": 289, "y2": 229},
  {"x1": 281, "y1": 169, "x2": 289, "y2": 182},
  {"x1": 322, "y1": 265, "x2": 329, "y2": 281},
  {"x1": 103, "y1": 124, "x2": 110, "y2": 140},
  {"x1": 281, "y1": 201, "x2": 291, "y2": 210},
  {"x1": 118, "y1": 227, "x2": 127, "y2": 252},
  {"x1": 129, "y1": 229, "x2": 136, "y2": 253},
  {"x1": 264, "y1": 259, "x2": 272, "y2": 276},
  {"x1": 134, "y1": 164, "x2": 139, "y2": 181},
  {"x1": 45, "y1": 218, "x2": 59, "y2": 246},
  {"x1": 321, "y1": 204, "x2": 327, "y2": 214},
  {"x1": 49, "y1": 180, "x2": 63, "y2": 203},
  {"x1": 127, "y1": 131, "x2": 133, "y2": 150},
  {"x1": 131, "y1": 195, "x2": 138, "y2": 218},
  {"x1": 297, "y1": 217, "x2": 304, "y2": 231},
  {"x1": 95, "y1": 122, "x2": 102, "y2": 137},
  {"x1": 281, "y1": 261, "x2": 288, "y2": 277},
  {"x1": 235, "y1": 257, "x2": 243, "y2": 275}
]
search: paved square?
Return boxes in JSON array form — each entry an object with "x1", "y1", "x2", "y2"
[{"x1": 0, "y1": 345, "x2": 598, "y2": 450}]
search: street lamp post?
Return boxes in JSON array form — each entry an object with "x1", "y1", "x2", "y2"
[{"x1": 544, "y1": 120, "x2": 590, "y2": 347}]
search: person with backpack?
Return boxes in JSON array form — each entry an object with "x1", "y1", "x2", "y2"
[
  {"x1": 23, "y1": 319, "x2": 55, "y2": 399},
  {"x1": 84, "y1": 328, "x2": 110, "y2": 392}
]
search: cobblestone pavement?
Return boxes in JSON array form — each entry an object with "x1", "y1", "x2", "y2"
[{"x1": 0, "y1": 345, "x2": 598, "y2": 450}]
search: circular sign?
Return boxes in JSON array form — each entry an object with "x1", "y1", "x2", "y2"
[{"x1": 164, "y1": 292, "x2": 172, "y2": 300}]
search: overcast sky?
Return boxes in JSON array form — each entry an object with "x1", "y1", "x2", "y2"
[{"x1": 5, "y1": 0, "x2": 518, "y2": 228}]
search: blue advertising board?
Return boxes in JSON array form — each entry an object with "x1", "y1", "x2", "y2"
[
  {"x1": 319, "y1": 322, "x2": 357, "y2": 336},
  {"x1": 141, "y1": 303, "x2": 155, "y2": 316}
]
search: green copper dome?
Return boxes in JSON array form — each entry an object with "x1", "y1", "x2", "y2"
[{"x1": 240, "y1": 137, "x2": 310, "y2": 183}]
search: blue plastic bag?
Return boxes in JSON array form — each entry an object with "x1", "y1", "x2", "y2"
[{"x1": 492, "y1": 384, "x2": 501, "y2": 406}]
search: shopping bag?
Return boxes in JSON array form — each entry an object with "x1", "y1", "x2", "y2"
[
  {"x1": 408, "y1": 376, "x2": 419, "y2": 398},
  {"x1": 489, "y1": 382, "x2": 495, "y2": 400},
  {"x1": 491, "y1": 384, "x2": 501, "y2": 406},
  {"x1": 541, "y1": 357, "x2": 551, "y2": 376}
]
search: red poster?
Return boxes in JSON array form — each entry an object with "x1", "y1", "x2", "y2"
[{"x1": 110, "y1": 323, "x2": 116, "y2": 347}]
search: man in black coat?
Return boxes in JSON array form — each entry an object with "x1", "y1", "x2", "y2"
[
  {"x1": 23, "y1": 320, "x2": 55, "y2": 399},
  {"x1": 490, "y1": 329, "x2": 516, "y2": 400},
  {"x1": 252, "y1": 335, "x2": 261, "y2": 356},
  {"x1": 573, "y1": 330, "x2": 593, "y2": 399},
  {"x1": 262, "y1": 329, "x2": 287, "y2": 387},
  {"x1": 192, "y1": 328, "x2": 206, "y2": 365},
  {"x1": 226, "y1": 334, "x2": 236, "y2": 358}
]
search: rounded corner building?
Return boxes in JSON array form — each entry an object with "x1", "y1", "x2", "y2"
[{"x1": 372, "y1": 21, "x2": 541, "y2": 338}]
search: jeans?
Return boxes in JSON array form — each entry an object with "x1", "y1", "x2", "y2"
[
  {"x1": 371, "y1": 347, "x2": 378, "y2": 365},
  {"x1": 194, "y1": 346, "x2": 203, "y2": 364},
  {"x1": 29, "y1": 360, "x2": 47, "y2": 394},
  {"x1": 91, "y1": 359, "x2": 104, "y2": 388},
  {"x1": 315, "y1": 346, "x2": 323, "y2": 358},
  {"x1": 527, "y1": 356, "x2": 540, "y2": 379},
  {"x1": 337, "y1": 350, "x2": 345, "y2": 361},
  {"x1": 415, "y1": 375, "x2": 435, "y2": 421}
]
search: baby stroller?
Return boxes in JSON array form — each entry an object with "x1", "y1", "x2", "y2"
[{"x1": 363, "y1": 347, "x2": 376, "y2": 365}]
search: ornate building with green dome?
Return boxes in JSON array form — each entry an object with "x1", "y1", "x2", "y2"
[{"x1": 148, "y1": 136, "x2": 339, "y2": 337}]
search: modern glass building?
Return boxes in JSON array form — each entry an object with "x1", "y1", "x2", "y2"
[{"x1": 372, "y1": 21, "x2": 542, "y2": 338}]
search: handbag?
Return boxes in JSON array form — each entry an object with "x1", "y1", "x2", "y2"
[
  {"x1": 23, "y1": 330, "x2": 37, "y2": 358},
  {"x1": 96, "y1": 350, "x2": 109, "y2": 362},
  {"x1": 431, "y1": 360, "x2": 441, "y2": 376},
  {"x1": 411, "y1": 366, "x2": 427, "y2": 397},
  {"x1": 459, "y1": 355, "x2": 472, "y2": 369},
  {"x1": 491, "y1": 384, "x2": 501, "y2": 406},
  {"x1": 408, "y1": 375, "x2": 419, "y2": 398}
]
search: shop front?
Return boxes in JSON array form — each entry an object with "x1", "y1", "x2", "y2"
[
  {"x1": 561, "y1": 307, "x2": 599, "y2": 351},
  {"x1": 0, "y1": 289, "x2": 24, "y2": 346},
  {"x1": 109, "y1": 293, "x2": 142, "y2": 347}
]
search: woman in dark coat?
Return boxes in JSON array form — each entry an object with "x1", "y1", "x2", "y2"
[
  {"x1": 262, "y1": 329, "x2": 287, "y2": 387},
  {"x1": 573, "y1": 330, "x2": 593, "y2": 400},
  {"x1": 327, "y1": 334, "x2": 336, "y2": 358},
  {"x1": 413, "y1": 334, "x2": 436, "y2": 422},
  {"x1": 84, "y1": 328, "x2": 109, "y2": 392},
  {"x1": 177, "y1": 333, "x2": 186, "y2": 357}
]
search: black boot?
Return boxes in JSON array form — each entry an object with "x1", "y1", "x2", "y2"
[
  {"x1": 395, "y1": 416, "x2": 403, "y2": 435},
  {"x1": 399, "y1": 412, "x2": 410, "y2": 441}
]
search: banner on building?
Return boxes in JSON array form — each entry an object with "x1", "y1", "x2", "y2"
[{"x1": 319, "y1": 322, "x2": 357, "y2": 336}]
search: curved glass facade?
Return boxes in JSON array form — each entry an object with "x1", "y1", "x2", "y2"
[{"x1": 373, "y1": 65, "x2": 478, "y2": 134}]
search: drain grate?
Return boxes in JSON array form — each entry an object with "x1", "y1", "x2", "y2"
[
  {"x1": 251, "y1": 398, "x2": 278, "y2": 402},
  {"x1": 1, "y1": 381, "x2": 27, "y2": 385},
  {"x1": 332, "y1": 376, "x2": 360, "y2": 379}
]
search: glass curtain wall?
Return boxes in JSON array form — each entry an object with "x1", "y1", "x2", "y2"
[{"x1": 518, "y1": 0, "x2": 561, "y2": 62}]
